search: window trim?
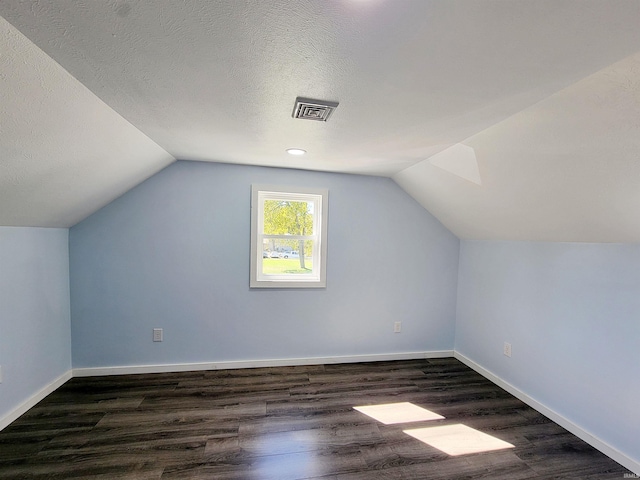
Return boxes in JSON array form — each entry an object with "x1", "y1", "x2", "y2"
[{"x1": 250, "y1": 185, "x2": 328, "y2": 288}]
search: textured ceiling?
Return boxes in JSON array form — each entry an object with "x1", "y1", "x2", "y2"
[
  {"x1": 395, "y1": 51, "x2": 640, "y2": 242},
  {"x1": 2, "y1": 1, "x2": 640, "y2": 240},
  {"x1": 0, "y1": 16, "x2": 174, "y2": 227}
]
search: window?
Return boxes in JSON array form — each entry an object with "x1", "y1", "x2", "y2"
[{"x1": 250, "y1": 185, "x2": 328, "y2": 288}]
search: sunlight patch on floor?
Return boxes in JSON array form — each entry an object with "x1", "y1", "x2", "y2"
[
  {"x1": 404, "y1": 424, "x2": 515, "y2": 456},
  {"x1": 353, "y1": 402, "x2": 444, "y2": 425}
]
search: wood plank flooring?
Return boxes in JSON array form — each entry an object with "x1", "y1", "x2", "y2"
[{"x1": 0, "y1": 358, "x2": 632, "y2": 479}]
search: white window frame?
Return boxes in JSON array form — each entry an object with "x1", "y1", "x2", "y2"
[{"x1": 250, "y1": 185, "x2": 328, "y2": 288}]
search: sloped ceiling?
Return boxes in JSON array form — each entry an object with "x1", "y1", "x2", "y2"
[
  {"x1": 0, "y1": 16, "x2": 174, "y2": 227},
  {"x1": 1, "y1": 1, "x2": 640, "y2": 240},
  {"x1": 395, "y1": 51, "x2": 640, "y2": 242}
]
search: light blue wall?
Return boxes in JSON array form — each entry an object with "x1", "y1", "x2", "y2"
[
  {"x1": 0, "y1": 227, "x2": 71, "y2": 421},
  {"x1": 5, "y1": 167, "x2": 639, "y2": 469},
  {"x1": 69, "y1": 161, "x2": 459, "y2": 368},
  {"x1": 456, "y1": 240, "x2": 640, "y2": 464}
]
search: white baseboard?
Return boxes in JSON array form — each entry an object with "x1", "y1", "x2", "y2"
[
  {"x1": 72, "y1": 350, "x2": 454, "y2": 377},
  {"x1": 454, "y1": 351, "x2": 640, "y2": 476},
  {"x1": 0, "y1": 370, "x2": 72, "y2": 431}
]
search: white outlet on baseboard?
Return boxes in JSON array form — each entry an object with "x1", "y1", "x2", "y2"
[
  {"x1": 503, "y1": 342, "x2": 512, "y2": 357},
  {"x1": 394, "y1": 321, "x2": 402, "y2": 333},
  {"x1": 153, "y1": 328, "x2": 163, "y2": 342}
]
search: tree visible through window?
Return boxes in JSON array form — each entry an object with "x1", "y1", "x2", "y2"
[
  {"x1": 250, "y1": 186, "x2": 328, "y2": 288},
  {"x1": 264, "y1": 199, "x2": 313, "y2": 271}
]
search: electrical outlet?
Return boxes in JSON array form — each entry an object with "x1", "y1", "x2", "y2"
[
  {"x1": 0, "y1": 365, "x2": 3, "y2": 383},
  {"x1": 153, "y1": 328, "x2": 163, "y2": 342},
  {"x1": 394, "y1": 321, "x2": 402, "y2": 333},
  {"x1": 503, "y1": 342, "x2": 512, "y2": 357}
]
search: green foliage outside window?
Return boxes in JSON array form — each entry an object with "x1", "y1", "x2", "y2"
[
  {"x1": 263, "y1": 200, "x2": 313, "y2": 235},
  {"x1": 263, "y1": 200, "x2": 314, "y2": 270}
]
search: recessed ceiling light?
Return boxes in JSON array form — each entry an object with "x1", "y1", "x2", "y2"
[{"x1": 286, "y1": 148, "x2": 306, "y2": 156}]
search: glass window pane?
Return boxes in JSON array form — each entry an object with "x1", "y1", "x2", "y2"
[
  {"x1": 263, "y1": 200, "x2": 314, "y2": 235},
  {"x1": 262, "y1": 240, "x2": 314, "y2": 275}
]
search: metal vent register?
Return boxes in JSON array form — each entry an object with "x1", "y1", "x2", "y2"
[{"x1": 292, "y1": 97, "x2": 339, "y2": 121}]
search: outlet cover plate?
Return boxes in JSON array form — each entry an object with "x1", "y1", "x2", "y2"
[{"x1": 153, "y1": 328, "x2": 163, "y2": 342}]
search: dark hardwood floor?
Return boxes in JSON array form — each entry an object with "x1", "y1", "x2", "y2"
[{"x1": 0, "y1": 358, "x2": 632, "y2": 479}]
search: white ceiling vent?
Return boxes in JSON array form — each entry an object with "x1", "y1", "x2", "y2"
[{"x1": 292, "y1": 97, "x2": 339, "y2": 122}]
